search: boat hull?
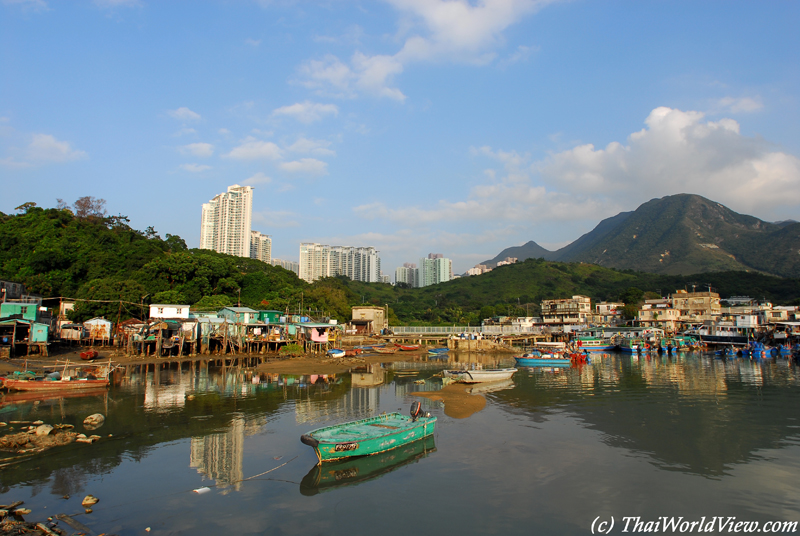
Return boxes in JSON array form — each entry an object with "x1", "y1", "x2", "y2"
[
  {"x1": 301, "y1": 412, "x2": 437, "y2": 463},
  {"x1": 514, "y1": 357, "x2": 570, "y2": 366},
  {"x1": 3, "y1": 378, "x2": 110, "y2": 391},
  {"x1": 444, "y1": 368, "x2": 517, "y2": 383}
]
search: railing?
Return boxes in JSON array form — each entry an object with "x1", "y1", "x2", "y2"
[{"x1": 388, "y1": 326, "x2": 545, "y2": 335}]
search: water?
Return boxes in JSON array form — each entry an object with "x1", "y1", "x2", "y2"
[{"x1": 1, "y1": 353, "x2": 799, "y2": 535}]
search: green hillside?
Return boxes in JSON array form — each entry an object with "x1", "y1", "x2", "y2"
[{"x1": 3, "y1": 201, "x2": 800, "y2": 327}]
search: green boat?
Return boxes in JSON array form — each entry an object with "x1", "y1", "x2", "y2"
[
  {"x1": 299, "y1": 435, "x2": 436, "y2": 495},
  {"x1": 300, "y1": 403, "x2": 437, "y2": 464}
]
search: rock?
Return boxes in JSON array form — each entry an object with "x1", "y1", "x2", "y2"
[
  {"x1": 84, "y1": 508, "x2": 93, "y2": 514},
  {"x1": 76, "y1": 434, "x2": 87, "y2": 439},
  {"x1": 83, "y1": 414, "x2": 105, "y2": 429},
  {"x1": 35, "y1": 424, "x2": 54, "y2": 436},
  {"x1": 81, "y1": 495, "x2": 99, "y2": 507},
  {"x1": 0, "y1": 510, "x2": 7, "y2": 518},
  {"x1": 32, "y1": 420, "x2": 43, "y2": 426},
  {"x1": 76, "y1": 438, "x2": 92, "y2": 444},
  {"x1": 14, "y1": 508, "x2": 32, "y2": 515}
]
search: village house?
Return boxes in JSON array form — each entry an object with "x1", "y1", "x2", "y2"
[
  {"x1": 670, "y1": 290, "x2": 721, "y2": 322},
  {"x1": 350, "y1": 305, "x2": 388, "y2": 335},
  {"x1": 638, "y1": 299, "x2": 681, "y2": 332},
  {"x1": 149, "y1": 304, "x2": 191, "y2": 319},
  {"x1": 540, "y1": 295, "x2": 592, "y2": 326}
]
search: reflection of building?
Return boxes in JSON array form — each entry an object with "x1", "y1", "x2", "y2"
[
  {"x1": 351, "y1": 365, "x2": 386, "y2": 387},
  {"x1": 190, "y1": 416, "x2": 245, "y2": 493},
  {"x1": 294, "y1": 386, "x2": 382, "y2": 425}
]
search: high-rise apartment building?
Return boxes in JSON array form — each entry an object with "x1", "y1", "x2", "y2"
[
  {"x1": 249, "y1": 231, "x2": 272, "y2": 264},
  {"x1": 418, "y1": 253, "x2": 452, "y2": 287},
  {"x1": 200, "y1": 185, "x2": 253, "y2": 258},
  {"x1": 299, "y1": 243, "x2": 381, "y2": 283}
]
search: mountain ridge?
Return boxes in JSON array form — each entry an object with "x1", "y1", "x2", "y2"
[{"x1": 482, "y1": 194, "x2": 800, "y2": 278}]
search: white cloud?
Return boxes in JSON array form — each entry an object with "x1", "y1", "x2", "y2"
[
  {"x1": 714, "y1": 96, "x2": 763, "y2": 114},
  {"x1": 279, "y1": 158, "x2": 328, "y2": 176},
  {"x1": 287, "y1": 137, "x2": 335, "y2": 156},
  {"x1": 167, "y1": 107, "x2": 201, "y2": 122},
  {"x1": 2, "y1": 0, "x2": 47, "y2": 12},
  {"x1": 272, "y1": 101, "x2": 339, "y2": 123},
  {"x1": 173, "y1": 127, "x2": 197, "y2": 137},
  {"x1": 353, "y1": 106, "x2": 800, "y2": 232},
  {"x1": 94, "y1": 0, "x2": 140, "y2": 7},
  {"x1": 27, "y1": 134, "x2": 87, "y2": 163},
  {"x1": 537, "y1": 106, "x2": 800, "y2": 217},
  {"x1": 243, "y1": 172, "x2": 272, "y2": 186},
  {"x1": 223, "y1": 137, "x2": 283, "y2": 160},
  {"x1": 180, "y1": 163, "x2": 211, "y2": 173},
  {"x1": 179, "y1": 142, "x2": 214, "y2": 158}
]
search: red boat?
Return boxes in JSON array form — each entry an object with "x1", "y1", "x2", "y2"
[
  {"x1": 80, "y1": 349, "x2": 100, "y2": 361},
  {"x1": 395, "y1": 344, "x2": 420, "y2": 351},
  {"x1": 3, "y1": 378, "x2": 110, "y2": 392}
]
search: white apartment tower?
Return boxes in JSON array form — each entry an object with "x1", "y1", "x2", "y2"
[
  {"x1": 200, "y1": 185, "x2": 254, "y2": 258},
  {"x1": 249, "y1": 231, "x2": 272, "y2": 264},
  {"x1": 299, "y1": 243, "x2": 381, "y2": 283}
]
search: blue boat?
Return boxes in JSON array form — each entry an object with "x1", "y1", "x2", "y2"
[
  {"x1": 514, "y1": 350, "x2": 571, "y2": 367},
  {"x1": 327, "y1": 348, "x2": 345, "y2": 358}
]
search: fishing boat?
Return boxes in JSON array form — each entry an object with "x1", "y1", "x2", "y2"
[
  {"x1": 373, "y1": 346, "x2": 398, "y2": 354},
  {"x1": 327, "y1": 348, "x2": 346, "y2": 358},
  {"x1": 395, "y1": 344, "x2": 420, "y2": 351},
  {"x1": 299, "y1": 435, "x2": 436, "y2": 496},
  {"x1": 3, "y1": 376, "x2": 109, "y2": 391},
  {"x1": 618, "y1": 338, "x2": 644, "y2": 354},
  {"x1": 443, "y1": 368, "x2": 517, "y2": 383},
  {"x1": 574, "y1": 336, "x2": 616, "y2": 352},
  {"x1": 300, "y1": 402, "x2": 436, "y2": 464},
  {"x1": 514, "y1": 350, "x2": 570, "y2": 367}
]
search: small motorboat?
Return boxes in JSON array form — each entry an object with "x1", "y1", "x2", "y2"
[
  {"x1": 327, "y1": 349, "x2": 346, "y2": 358},
  {"x1": 373, "y1": 346, "x2": 398, "y2": 354},
  {"x1": 514, "y1": 350, "x2": 570, "y2": 367},
  {"x1": 300, "y1": 402, "x2": 436, "y2": 464},
  {"x1": 443, "y1": 368, "x2": 517, "y2": 383}
]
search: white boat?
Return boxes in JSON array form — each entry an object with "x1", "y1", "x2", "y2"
[{"x1": 443, "y1": 368, "x2": 517, "y2": 383}]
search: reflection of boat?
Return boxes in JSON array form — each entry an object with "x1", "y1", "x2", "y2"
[
  {"x1": 428, "y1": 347, "x2": 449, "y2": 355},
  {"x1": 1, "y1": 388, "x2": 108, "y2": 406},
  {"x1": 466, "y1": 379, "x2": 514, "y2": 394},
  {"x1": 443, "y1": 368, "x2": 517, "y2": 383},
  {"x1": 299, "y1": 435, "x2": 436, "y2": 495},
  {"x1": 300, "y1": 403, "x2": 436, "y2": 463}
]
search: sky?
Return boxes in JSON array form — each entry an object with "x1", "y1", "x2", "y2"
[{"x1": 2, "y1": 0, "x2": 799, "y2": 275}]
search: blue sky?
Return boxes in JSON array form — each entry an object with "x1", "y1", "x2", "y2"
[{"x1": 2, "y1": 0, "x2": 799, "y2": 274}]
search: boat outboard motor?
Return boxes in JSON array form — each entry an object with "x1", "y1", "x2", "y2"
[{"x1": 410, "y1": 401, "x2": 430, "y2": 421}]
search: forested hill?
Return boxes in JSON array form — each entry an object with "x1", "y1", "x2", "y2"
[{"x1": 3, "y1": 203, "x2": 800, "y2": 326}]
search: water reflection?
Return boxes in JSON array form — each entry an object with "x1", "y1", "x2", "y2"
[{"x1": 0, "y1": 353, "x2": 798, "y2": 535}]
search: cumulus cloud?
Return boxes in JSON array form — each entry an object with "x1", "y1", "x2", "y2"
[
  {"x1": 713, "y1": 96, "x2": 763, "y2": 114},
  {"x1": 537, "y1": 106, "x2": 800, "y2": 216},
  {"x1": 279, "y1": 158, "x2": 328, "y2": 176},
  {"x1": 243, "y1": 172, "x2": 272, "y2": 186},
  {"x1": 2, "y1": 0, "x2": 47, "y2": 11},
  {"x1": 287, "y1": 137, "x2": 335, "y2": 156},
  {"x1": 27, "y1": 134, "x2": 87, "y2": 163},
  {"x1": 224, "y1": 137, "x2": 283, "y2": 160},
  {"x1": 179, "y1": 142, "x2": 214, "y2": 157},
  {"x1": 168, "y1": 107, "x2": 201, "y2": 122},
  {"x1": 296, "y1": 0, "x2": 549, "y2": 100},
  {"x1": 180, "y1": 163, "x2": 211, "y2": 172},
  {"x1": 272, "y1": 101, "x2": 339, "y2": 123},
  {"x1": 354, "y1": 106, "x2": 800, "y2": 233}
]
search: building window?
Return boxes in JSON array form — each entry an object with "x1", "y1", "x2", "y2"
[
  {"x1": 176, "y1": 308, "x2": 183, "y2": 315},
  {"x1": 158, "y1": 308, "x2": 164, "y2": 315}
]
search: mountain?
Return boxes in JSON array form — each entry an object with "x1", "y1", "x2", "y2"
[
  {"x1": 484, "y1": 194, "x2": 800, "y2": 278},
  {"x1": 483, "y1": 240, "x2": 556, "y2": 268}
]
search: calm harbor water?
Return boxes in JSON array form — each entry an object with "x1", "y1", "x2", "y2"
[{"x1": 1, "y1": 352, "x2": 799, "y2": 535}]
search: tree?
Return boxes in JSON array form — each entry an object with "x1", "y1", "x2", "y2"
[
  {"x1": 15, "y1": 202, "x2": 37, "y2": 213},
  {"x1": 73, "y1": 196, "x2": 107, "y2": 219}
]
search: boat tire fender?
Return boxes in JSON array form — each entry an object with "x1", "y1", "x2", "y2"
[
  {"x1": 300, "y1": 434, "x2": 320, "y2": 448},
  {"x1": 410, "y1": 401, "x2": 429, "y2": 421}
]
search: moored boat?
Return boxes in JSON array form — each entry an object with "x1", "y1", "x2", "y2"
[
  {"x1": 574, "y1": 336, "x2": 616, "y2": 352},
  {"x1": 373, "y1": 346, "x2": 398, "y2": 354},
  {"x1": 443, "y1": 368, "x2": 517, "y2": 383},
  {"x1": 300, "y1": 402, "x2": 436, "y2": 463},
  {"x1": 3, "y1": 377, "x2": 110, "y2": 391},
  {"x1": 327, "y1": 348, "x2": 346, "y2": 358},
  {"x1": 395, "y1": 344, "x2": 420, "y2": 351},
  {"x1": 514, "y1": 350, "x2": 570, "y2": 367}
]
